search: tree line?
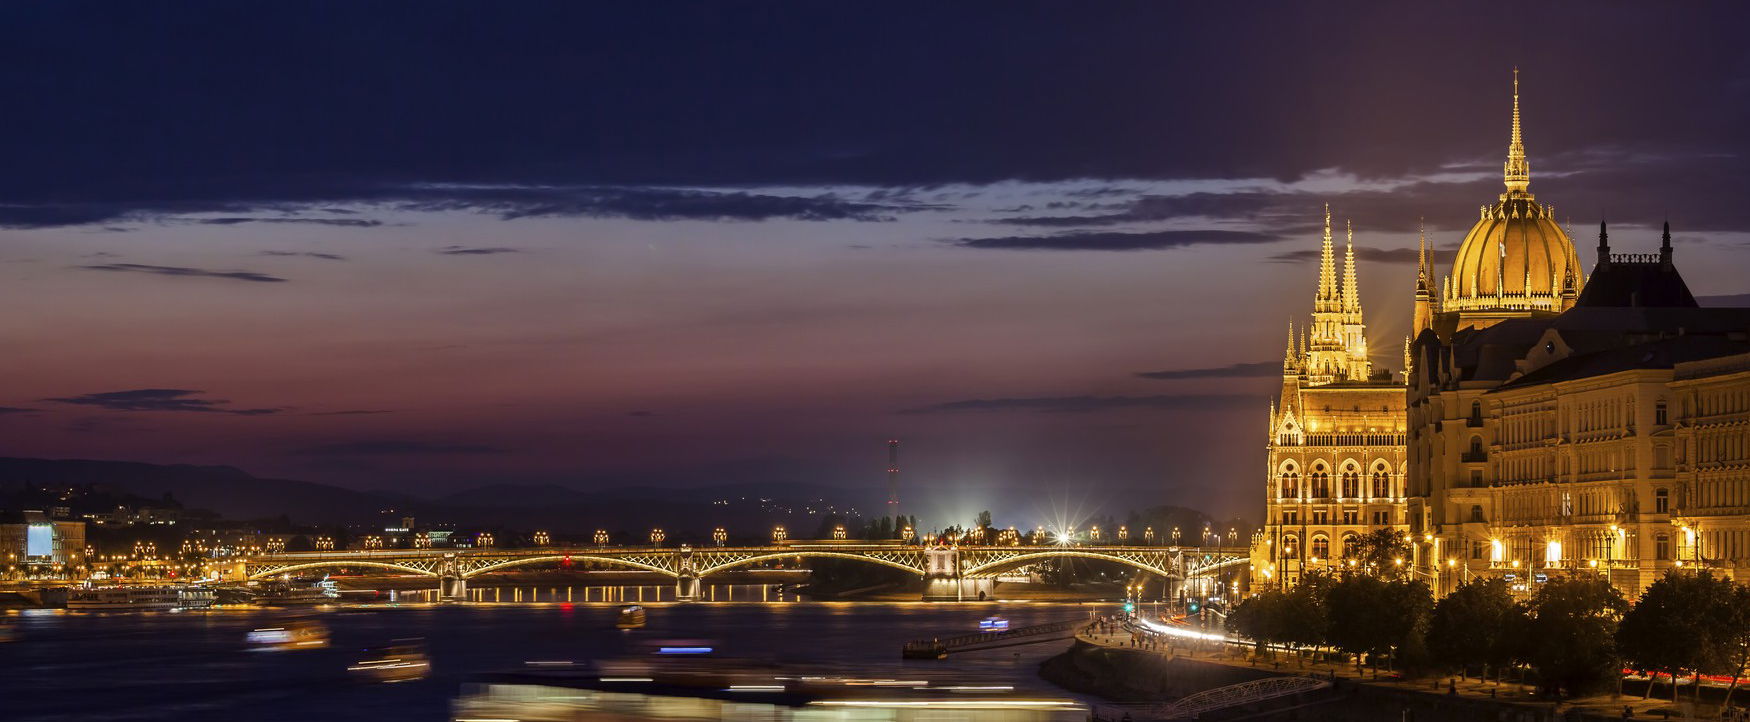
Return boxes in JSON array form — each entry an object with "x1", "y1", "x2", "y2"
[{"x1": 1227, "y1": 568, "x2": 1750, "y2": 704}]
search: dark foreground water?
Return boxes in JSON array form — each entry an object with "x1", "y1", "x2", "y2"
[{"x1": 3, "y1": 599, "x2": 1107, "y2": 722}]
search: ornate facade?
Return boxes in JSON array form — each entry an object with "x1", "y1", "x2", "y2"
[
  {"x1": 1255, "y1": 208, "x2": 1408, "y2": 588},
  {"x1": 1406, "y1": 73, "x2": 1750, "y2": 597}
]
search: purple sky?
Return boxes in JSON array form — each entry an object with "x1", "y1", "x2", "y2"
[{"x1": 2, "y1": 3, "x2": 1748, "y2": 522}]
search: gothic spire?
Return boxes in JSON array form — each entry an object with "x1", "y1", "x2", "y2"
[
  {"x1": 1343, "y1": 219, "x2": 1360, "y2": 313},
  {"x1": 1660, "y1": 220, "x2": 1673, "y2": 264},
  {"x1": 1415, "y1": 220, "x2": 1429, "y2": 290},
  {"x1": 1317, "y1": 204, "x2": 1337, "y2": 306},
  {"x1": 1284, "y1": 320, "x2": 1297, "y2": 370},
  {"x1": 1503, "y1": 68, "x2": 1531, "y2": 193}
]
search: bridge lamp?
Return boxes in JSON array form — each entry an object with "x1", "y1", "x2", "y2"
[
  {"x1": 773, "y1": 526, "x2": 787, "y2": 543},
  {"x1": 1118, "y1": 525, "x2": 1128, "y2": 541},
  {"x1": 1090, "y1": 526, "x2": 1100, "y2": 542},
  {"x1": 1144, "y1": 527, "x2": 1154, "y2": 544},
  {"x1": 1172, "y1": 527, "x2": 1181, "y2": 544},
  {"x1": 833, "y1": 525, "x2": 846, "y2": 540},
  {"x1": 713, "y1": 528, "x2": 728, "y2": 546},
  {"x1": 650, "y1": 529, "x2": 665, "y2": 546},
  {"x1": 593, "y1": 530, "x2": 609, "y2": 545}
]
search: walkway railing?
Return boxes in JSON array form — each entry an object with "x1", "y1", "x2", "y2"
[{"x1": 901, "y1": 619, "x2": 1083, "y2": 658}]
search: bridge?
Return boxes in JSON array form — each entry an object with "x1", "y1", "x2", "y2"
[{"x1": 224, "y1": 543, "x2": 1249, "y2": 602}]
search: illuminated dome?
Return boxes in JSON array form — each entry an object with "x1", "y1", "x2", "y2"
[{"x1": 1443, "y1": 72, "x2": 1581, "y2": 316}]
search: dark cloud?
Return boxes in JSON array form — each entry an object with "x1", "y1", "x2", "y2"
[
  {"x1": 0, "y1": 406, "x2": 38, "y2": 415},
  {"x1": 43, "y1": 389, "x2": 281, "y2": 415},
  {"x1": 402, "y1": 186, "x2": 920, "y2": 223},
  {"x1": 198, "y1": 217, "x2": 383, "y2": 227},
  {"x1": 438, "y1": 246, "x2": 520, "y2": 256},
  {"x1": 1266, "y1": 246, "x2": 1456, "y2": 265},
  {"x1": 0, "y1": 5, "x2": 1742, "y2": 234},
  {"x1": 77, "y1": 263, "x2": 287, "y2": 283},
  {"x1": 262, "y1": 251, "x2": 347, "y2": 261},
  {"x1": 953, "y1": 230, "x2": 1279, "y2": 251},
  {"x1": 1136, "y1": 362, "x2": 1280, "y2": 380},
  {"x1": 901, "y1": 393, "x2": 1256, "y2": 414},
  {"x1": 294, "y1": 440, "x2": 506, "y2": 456},
  {"x1": 306, "y1": 409, "x2": 394, "y2": 416},
  {"x1": 1698, "y1": 293, "x2": 1750, "y2": 308}
]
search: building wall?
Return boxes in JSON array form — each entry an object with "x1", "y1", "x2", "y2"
[
  {"x1": 1257, "y1": 381, "x2": 1408, "y2": 587},
  {"x1": 1416, "y1": 350, "x2": 1750, "y2": 598}
]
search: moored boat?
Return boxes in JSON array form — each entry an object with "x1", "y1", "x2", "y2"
[
  {"x1": 68, "y1": 586, "x2": 183, "y2": 610},
  {"x1": 616, "y1": 604, "x2": 647, "y2": 629}
]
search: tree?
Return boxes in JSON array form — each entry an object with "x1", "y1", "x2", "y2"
[
  {"x1": 1428, "y1": 578, "x2": 1520, "y2": 681},
  {"x1": 1523, "y1": 577, "x2": 1627, "y2": 697},
  {"x1": 1348, "y1": 529, "x2": 1412, "y2": 579},
  {"x1": 1324, "y1": 575, "x2": 1430, "y2": 675},
  {"x1": 1617, "y1": 570, "x2": 1740, "y2": 702},
  {"x1": 974, "y1": 510, "x2": 993, "y2": 530},
  {"x1": 1722, "y1": 583, "x2": 1750, "y2": 708}
]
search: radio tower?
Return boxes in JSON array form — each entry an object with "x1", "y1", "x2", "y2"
[{"x1": 886, "y1": 439, "x2": 900, "y2": 522}]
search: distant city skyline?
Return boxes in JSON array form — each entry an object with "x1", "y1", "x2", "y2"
[{"x1": 4, "y1": 4, "x2": 1750, "y2": 519}]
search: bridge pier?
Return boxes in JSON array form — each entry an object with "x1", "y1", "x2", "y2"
[
  {"x1": 440, "y1": 575, "x2": 468, "y2": 602},
  {"x1": 922, "y1": 546, "x2": 962, "y2": 601}
]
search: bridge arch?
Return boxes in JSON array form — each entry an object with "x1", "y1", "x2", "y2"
[
  {"x1": 695, "y1": 551, "x2": 923, "y2": 578},
  {"x1": 961, "y1": 550, "x2": 1173, "y2": 579},
  {"x1": 247, "y1": 560, "x2": 437, "y2": 580},
  {"x1": 461, "y1": 555, "x2": 678, "y2": 579},
  {"x1": 1183, "y1": 556, "x2": 1250, "y2": 578}
]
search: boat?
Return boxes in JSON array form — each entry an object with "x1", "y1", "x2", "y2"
[
  {"x1": 246, "y1": 619, "x2": 330, "y2": 650},
  {"x1": 979, "y1": 616, "x2": 1010, "y2": 632},
  {"x1": 616, "y1": 604, "x2": 646, "y2": 629},
  {"x1": 68, "y1": 586, "x2": 184, "y2": 610},
  {"x1": 253, "y1": 580, "x2": 339, "y2": 606},
  {"x1": 348, "y1": 639, "x2": 430, "y2": 683},
  {"x1": 179, "y1": 587, "x2": 216, "y2": 609}
]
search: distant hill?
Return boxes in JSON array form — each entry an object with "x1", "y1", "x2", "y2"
[{"x1": 0, "y1": 457, "x2": 391, "y2": 523}]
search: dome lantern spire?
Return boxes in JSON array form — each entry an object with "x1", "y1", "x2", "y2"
[{"x1": 1504, "y1": 68, "x2": 1531, "y2": 194}]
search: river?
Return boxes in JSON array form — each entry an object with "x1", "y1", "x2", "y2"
[{"x1": 4, "y1": 593, "x2": 1112, "y2": 721}]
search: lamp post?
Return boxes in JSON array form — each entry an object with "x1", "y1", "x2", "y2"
[
  {"x1": 832, "y1": 524, "x2": 847, "y2": 540},
  {"x1": 649, "y1": 528, "x2": 665, "y2": 547},
  {"x1": 1172, "y1": 527, "x2": 1181, "y2": 545},
  {"x1": 593, "y1": 530, "x2": 609, "y2": 546},
  {"x1": 1144, "y1": 526, "x2": 1155, "y2": 545},
  {"x1": 712, "y1": 527, "x2": 728, "y2": 546},
  {"x1": 773, "y1": 525, "x2": 787, "y2": 543}
]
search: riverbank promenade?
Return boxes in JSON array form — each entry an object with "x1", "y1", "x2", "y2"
[{"x1": 1075, "y1": 618, "x2": 1720, "y2": 720}]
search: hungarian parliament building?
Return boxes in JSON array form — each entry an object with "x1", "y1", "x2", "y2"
[{"x1": 1253, "y1": 75, "x2": 1750, "y2": 597}]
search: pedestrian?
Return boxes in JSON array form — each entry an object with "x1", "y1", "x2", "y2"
[
  {"x1": 1449, "y1": 678, "x2": 1456, "y2": 695},
  {"x1": 1620, "y1": 704, "x2": 1632, "y2": 719}
]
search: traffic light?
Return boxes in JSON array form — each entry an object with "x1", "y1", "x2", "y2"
[
  {"x1": 1188, "y1": 600, "x2": 1199, "y2": 614},
  {"x1": 1123, "y1": 601, "x2": 1134, "y2": 614}
]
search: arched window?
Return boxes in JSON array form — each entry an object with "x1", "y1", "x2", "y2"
[
  {"x1": 1372, "y1": 465, "x2": 1390, "y2": 498},
  {"x1": 1469, "y1": 400, "x2": 1483, "y2": 424},
  {"x1": 1311, "y1": 535, "x2": 1330, "y2": 560},
  {"x1": 1280, "y1": 467, "x2": 1299, "y2": 498},
  {"x1": 1341, "y1": 533, "x2": 1359, "y2": 558},
  {"x1": 1469, "y1": 436, "x2": 1484, "y2": 456},
  {"x1": 1341, "y1": 464, "x2": 1359, "y2": 498},
  {"x1": 1281, "y1": 534, "x2": 1299, "y2": 559},
  {"x1": 1311, "y1": 463, "x2": 1330, "y2": 498}
]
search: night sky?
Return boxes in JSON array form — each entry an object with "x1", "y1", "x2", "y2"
[{"x1": 3, "y1": 3, "x2": 1749, "y2": 522}]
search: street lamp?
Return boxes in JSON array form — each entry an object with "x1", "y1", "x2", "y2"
[
  {"x1": 593, "y1": 530, "x2": 609, "y2": 546},
  {"x1": 832, "y1": 524, "x2": 846, "y2": 540},
  {"x1": 713, "y1": 527, "x2": 728, "y2": 546},
  {"x1": 650, "y1": 528, "x2": 665, "y2": 546},
  {"x1": 1144, "y1": 526, "x2": 1155, "y2": 544},
  {"x1": 773, "y1": 525, "x2": 787, "y2": 543},
  {"x1": 534, "y1": 530, "x2": 551, "y2": 546},
  {"x1": 1118, "y1": 525, "x2": 1129, "y2": 542},
  {"x1": 1172, "y1": 527, "x2": 1181, "y2": 545}
]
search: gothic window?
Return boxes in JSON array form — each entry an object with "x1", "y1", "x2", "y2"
[
  {"x1": 1312, "y1": 470, "x2": 1330, "y2": 498},
  {"x1": 1372, "y1": 466, "x2": 1390, "y2": 498},
  {"x1": 1655, "y1": 488, "x2": 1669, "y2": 514},
  {"x1": 1280, "y1": 470, "x2": 1299, "y2": 498},
  {"x1": 1281, "y1": 535, "x2": 1299, "y2": 559},
  {"x1": 1311, "y1": 535, "x2": 1330, "y2": 560},
  {"x1": 1341, "y1": 464, "x2": 1359, "y2": 497},
  {"x1": 1341, "y1": 533, "x2": 1359, "y2": 558}
]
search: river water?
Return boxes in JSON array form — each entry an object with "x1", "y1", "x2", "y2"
[{"x1": 4, "y1": 592, "x2": 1111, "y2": 722}]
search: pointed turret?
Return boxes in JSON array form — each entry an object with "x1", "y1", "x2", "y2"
[
  {"x1": 1596, "y1": 220, "x2": 1610, "y2": 270},
  {"x1": 1283, "y1": 321, "x2": 1298, "y2": 372},
  {"x1": 1660, "y1": 221, "x2": 1673, "y2": 265},
  {"x1": 1503, "y1": 68, "x2": 1531, "y2": 194},
  {"x1": 1413, "y1": 222, "x2": 1434, "y2": 336},
  {"x1": 1342, "y1": 220, "x2": 1360, "y2": 313},
  {"x1": 1317, "y1": 204, "x2": 1337, "y2": 308}
]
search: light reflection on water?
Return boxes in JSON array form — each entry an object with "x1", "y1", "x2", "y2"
[{"x1": 4, "y1": 593, "x2": 1110, "y2": 722}]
